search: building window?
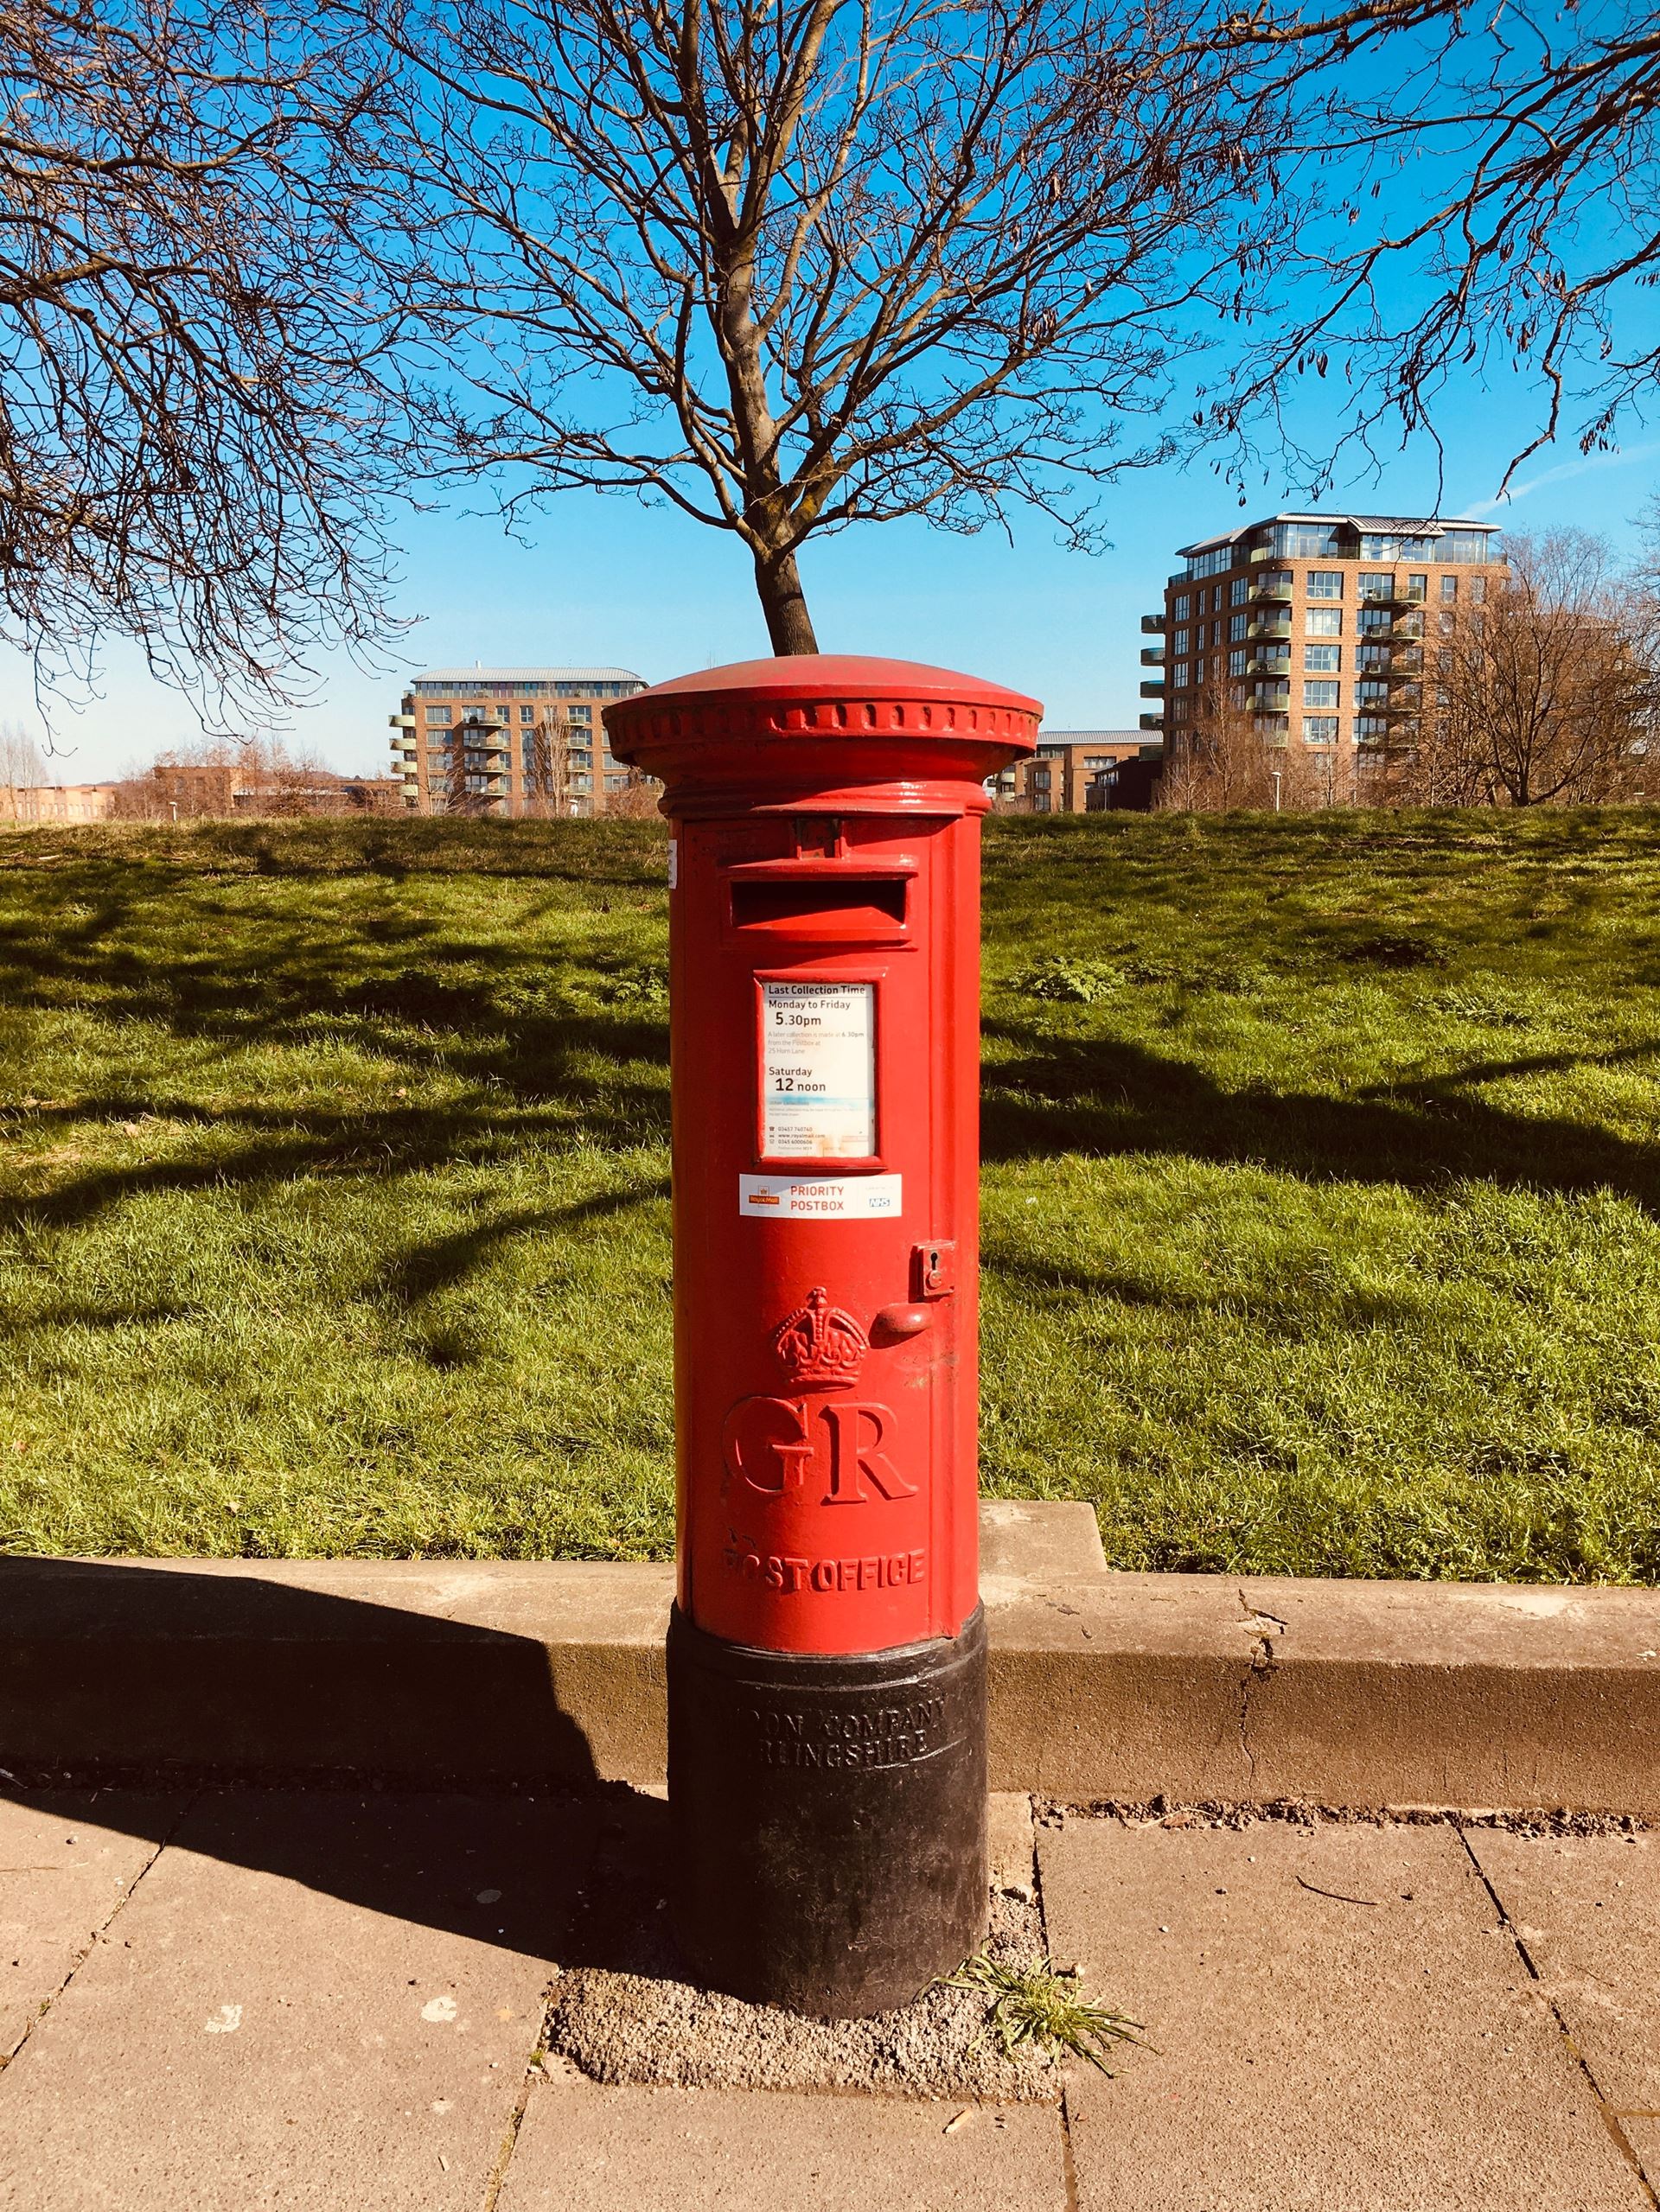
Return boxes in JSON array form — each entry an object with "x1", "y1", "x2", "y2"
[
  {"x1": 1229, "y1": 614, "x2": 1248, "y2": 642},
  {"x1": 1440, "y1": 575, "x2": 1459, "y2": 602},
  {"x1": 425, "y1": 704, "x2": 451, "y2": 724},
  {"x1": 1357, "y1": 679, "x2": 1389, "y2": 704},
  {"x1": 1032, "y1": 768, "x2": 1051, "y2": 788},
  {"x1": 1359, "y1": 572, "x2": 1395, "y2": 602},
  {"x1": 1229, "y1": 649, "x2": 1248, "y2": 676},
  {"x1": 1303, "y1": 716, "x2": 1338, "y2": 744},
  {"x1": 1303, "y1": 679, "x2": 1339, "y2": 709},
  {"x1": 519, "y1": 704, "x2": 535, "y2": 722},
  {"x1": 1471, "y1": 576, "x2": 1487, "y2": 603},
  {"x1": 1032, "y1": 792, "x2": 1051, "y2": 812},
  {"x1": 1173, "y1": 627, "x2": 1191, "y2": 655},
  {"x1": 1354, "y1": 715, "x2": 1389, "y2": 743},
  {"x1": 1230, "y1": 577, "x2": 1249, "y2": 606},
  {"x1": 1306, "y1": 608, "x2": 1342, "y2": 637},
  {"x1": 567, "y1": 704, "x2": 592, "y2": 722},
  {"x1": 1305, "y1": 644, "x2": 1341, "y2": 673},
  {"x1": 1185, "y1": 545, "x2": 1235, "y2": 581},
  {"x1": 1270, "y1": 521, "x2": 1344, "y2": 560},
  {"x1": 1358, "y1": 607, "x2": 1391, "y2": 634},
  {"x1": 1306, "y1": 571, "x2": 1343, "y2": 599},
  {"x1": 1173, "y1": 662, "x2": 1191, "y2": 688},
  {"x1": 1174, "y1": 593, "x2": 1191, "y2": 621}
]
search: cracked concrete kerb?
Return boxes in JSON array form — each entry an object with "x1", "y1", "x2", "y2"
[
  {"x1": 1235, "y1": 1592, "x2": 1288, "y2": 1783},
  {"x1": 3, "y1": 1504, "x2": 1660, "y2": 1814}
]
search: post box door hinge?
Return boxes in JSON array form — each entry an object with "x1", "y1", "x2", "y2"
[{"x1": 914, "y1": 1240, "x2": 956, "y2": 1300}]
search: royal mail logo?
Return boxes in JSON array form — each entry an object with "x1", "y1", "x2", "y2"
[
  {"x1": 748, "y1": 1191, "x2": 782, "y2": 1206},
  {"x1": 773, "y1": 1286, "x2": 867, "y2": 1386}
]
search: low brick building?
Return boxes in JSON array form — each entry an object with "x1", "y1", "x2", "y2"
[
  {"x1": 0, "y1": 782, "x2": 120, "y2": 826},
  {"x1": 991, "y1": 730, "x2": 1159, "y2": 813}
]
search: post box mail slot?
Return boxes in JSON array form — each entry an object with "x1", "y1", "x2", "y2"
[{"x1": 730, "y1": 874, "x2": 908, "y2": 931}]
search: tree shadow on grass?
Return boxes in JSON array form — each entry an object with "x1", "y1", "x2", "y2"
[
  {"x1": 981, "y1": 1017, "x2": 1660, "y2": 1213},
  {"x1": 0, "y1": 869, "x2": 674, "y2": 1119}
]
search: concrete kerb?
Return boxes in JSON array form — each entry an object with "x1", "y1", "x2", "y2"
[{"x1": 2, "y1": 1502, "x2": 1657, "y2": 1814}]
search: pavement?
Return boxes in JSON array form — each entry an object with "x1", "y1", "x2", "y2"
[{"x1": 2, "y1": 1785, "x2": 1657, "y2": 2209}]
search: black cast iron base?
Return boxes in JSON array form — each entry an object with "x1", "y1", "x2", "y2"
[{"x1": 666, "y1": 1603, "x2": 988, "y2": 2018}]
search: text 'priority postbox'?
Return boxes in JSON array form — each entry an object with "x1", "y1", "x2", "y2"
[{"x1": 606, "y1": 656, "x2": 1038, "y2": 2017}]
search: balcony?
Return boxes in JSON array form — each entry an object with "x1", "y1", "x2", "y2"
[
  {"x1": 1139, "y1": 679, "x2": 1165, "y2": 699},
  {"x1": 1250, "y1": 579, "x2": 1293, "y2": 604},
  {"x1": 1248, "y1": 618, "x2": 1291, "y2": 640},
  {"x1": 387, "y1": 712, "x2": 416, "y2": 730},
  {"x1": 1140, "y1": 645, "x2": 1165, "y2": 666},
  {"x1": 1140, "y1": 613, "x2": 1166, "y2": 634},
  {"x1": 1139, "y1": 712, "x2": 1164, "y2": 732},
  {"x1": 1389, "y1": 649, "x2": 1424, "y2": 678},
  {"x1": 1247, "y1": 653, "x2": 1291, "y2": 677}
]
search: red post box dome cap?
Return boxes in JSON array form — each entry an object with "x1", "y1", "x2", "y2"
[
  {"x1": 605, "y1": 655, "x2": 1040, "y2": 816},
  {"x1": 611, "y1": 653, "x2": 1041, "y2": 719}
]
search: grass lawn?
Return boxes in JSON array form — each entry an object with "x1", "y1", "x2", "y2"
[{"x1": 1, "y1": 808, "x2": 1657, "y2": 1583}]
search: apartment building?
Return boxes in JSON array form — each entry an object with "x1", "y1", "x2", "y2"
[
  {"x1": 991, "y1": 730, "x2": 1158, "y2": 812},
  {"x1": 389, "y1": 666, "x2": 649, "y2": 816},
  {"x1": 1140, "y1": 513, "x2": 1507, "y2": 782}
]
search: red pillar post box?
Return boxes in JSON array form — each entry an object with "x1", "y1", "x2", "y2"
[{"x1": 605, "y1": 656, "x2": 1038, "y2": 2017}]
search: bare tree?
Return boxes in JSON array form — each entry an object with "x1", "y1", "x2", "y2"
[
  {"x1": 521, "y1": 710, "x2": 576, "y2": 818},
  {"x1": 2, "y1": 0, "x2": 409, "y2": 723},
  {"x1": 1402, "y1": 532, "x2": 1657, "y2": 807},
  {"x1": 604, "y1": 766, "x2": 667, "y2": 819},
  {"x1": 1158, "y1": 662, "x2": 1338, "y2": 813},
  {"x1": 1215, "y1": 3, "x2": 1660, "y2": 492},
  {"x1": 0, "y1": 720, "x2": 47, "y2": 794},
  {"x1": 356, "y1": 0, "x2": 1303, "y2": 653}
]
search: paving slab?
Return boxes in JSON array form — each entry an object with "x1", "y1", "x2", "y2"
[
  {"x1": 0, "y1": 1791, "x2": 180, "y2": 2062},
  {"x1": 499, "y1": 2072, "x2": 1068, "y2": 2212},
  {"x1": 1038, "y1": 1814, "x2": 1649, "y2": 2212},
  {"x1": 0, "y1": 1791, "x2": 593, "y2": 2212},
  {"x1": 1467, "y1": 1828, "x2": 1660, "y2": 2183}
]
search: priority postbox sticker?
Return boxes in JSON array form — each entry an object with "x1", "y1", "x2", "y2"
[{"x1": 738, "y1": 1174, "x2": 902, "y2": 1220}]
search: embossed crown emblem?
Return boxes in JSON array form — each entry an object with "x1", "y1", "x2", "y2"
[{"x1": 773, "y1": 1286, "x2": 868, "y2": 1386}]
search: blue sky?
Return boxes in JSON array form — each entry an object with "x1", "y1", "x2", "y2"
[{"x1": 7, "y1": 370, "x2": 1658, "y2": 785}]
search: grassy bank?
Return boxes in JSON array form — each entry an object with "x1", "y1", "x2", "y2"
[{"x1": 1, "y1": 809, "x2": 1657, "y2": 1581}]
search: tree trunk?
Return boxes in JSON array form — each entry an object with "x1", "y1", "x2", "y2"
[{"x1": 754, "y1": 543, "x2": 819, "y2": 655}]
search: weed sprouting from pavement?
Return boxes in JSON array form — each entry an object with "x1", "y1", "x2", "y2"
[{"x1": 944, "y1": 1951, "x2": 1146, "y2": 2075}]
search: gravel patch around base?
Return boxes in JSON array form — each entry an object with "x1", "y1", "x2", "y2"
[
  {"x1": 545, "y1": 1889, "x2": 1061, "y2": 2100},
  {"x1": 542, "y1": 1790, "x2": 1064, "y2": 2100}
]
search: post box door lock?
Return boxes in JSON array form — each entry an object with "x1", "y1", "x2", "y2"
[{"x1": 915, "y1": 1240, "x2": 956, "y2": 1299}]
